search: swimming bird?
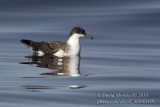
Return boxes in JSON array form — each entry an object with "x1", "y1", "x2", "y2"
[{"x1": 20, "y1": 27, "x2": 93, "y2": 57}]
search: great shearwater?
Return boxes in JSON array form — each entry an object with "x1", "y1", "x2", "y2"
[{"x1": 20, "y1": 27, "x2": 93, "y2": 56}]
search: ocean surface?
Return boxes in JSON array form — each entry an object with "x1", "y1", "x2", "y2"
[{"x1": 0, "y1": 0, "x2": 160, "y2": 107}]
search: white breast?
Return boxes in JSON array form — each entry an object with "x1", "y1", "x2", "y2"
[
  {"x1": 66, "y1": 34, "x2": 81, "y2": 56},
  {"x1": 54, "y1": 34, "x2": 81, "y2": 57}
]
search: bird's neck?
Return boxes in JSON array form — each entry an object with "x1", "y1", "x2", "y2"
[{"x1": 67, "y1": 34, "x2": 81, "y2": 55}]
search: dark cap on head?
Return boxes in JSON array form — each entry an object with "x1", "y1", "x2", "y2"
[{"x1": 69, "y1": 27, "x2": 93, "y2": 40}]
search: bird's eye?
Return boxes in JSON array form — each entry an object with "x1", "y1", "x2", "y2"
[{"x1": 81, "y1": 30, "x2": 85, "y2": 34}]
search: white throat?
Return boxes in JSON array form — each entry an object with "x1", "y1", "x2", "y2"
[{"x1": 67, "y1": 34, "x2": 82, "y2": 56}]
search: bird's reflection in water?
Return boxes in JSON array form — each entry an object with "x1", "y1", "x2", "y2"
[
  {"x1": 21, "y1": 54, "x2": 82, "y2": 77},
  {"x1": 22, "y1": 85, "x2": 86, "y2": 92},
  {"x1": 21, "y1": 55, "x2": 86, "y2": 91}
]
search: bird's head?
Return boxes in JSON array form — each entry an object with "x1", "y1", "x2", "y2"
[{"x1": 69, "y1": 27, "x2": 93, "y2": 40}]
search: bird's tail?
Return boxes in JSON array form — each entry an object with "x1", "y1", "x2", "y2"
[{"x1": 20, "y1": 39, "x2": 34, "y2": 51}]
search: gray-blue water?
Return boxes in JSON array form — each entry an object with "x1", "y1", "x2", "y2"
[{"x1": 0, "y1": 0, "x2": 160, "y2": 107}]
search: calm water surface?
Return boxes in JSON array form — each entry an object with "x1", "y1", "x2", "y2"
[{"x1": 0, "y1": 0, "x2": 160, "y2": 107}]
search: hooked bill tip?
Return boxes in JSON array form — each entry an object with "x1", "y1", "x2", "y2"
[{"x1": 85, "y1": 34, "x2": 93, "y2": 40}]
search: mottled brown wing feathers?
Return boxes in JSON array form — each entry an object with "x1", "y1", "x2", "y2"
[
  {"x1": 31, "y1": 41, "x2": 67, "y2": 54},
  {"x1": 21, "y1": 39, "x2": 69, "y2": 55}
]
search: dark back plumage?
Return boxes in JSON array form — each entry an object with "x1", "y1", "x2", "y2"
[{"x1": 21, "y1": 39, "x2": 70, "y2": 55}]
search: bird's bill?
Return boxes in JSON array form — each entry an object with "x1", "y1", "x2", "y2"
[{"x1": 84, "y1": 34, "x2": 93, "y2": 40}]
